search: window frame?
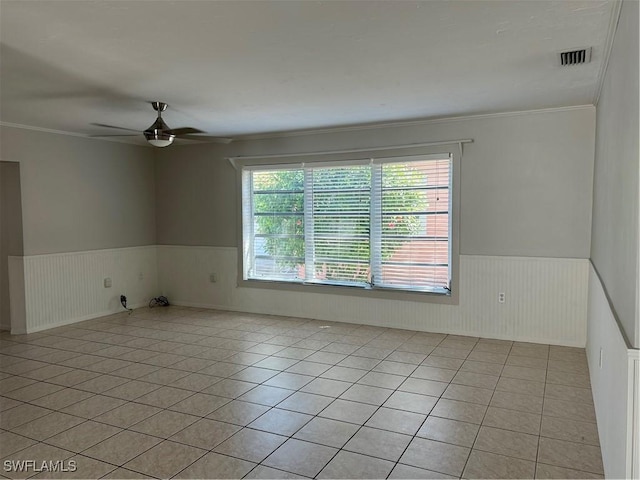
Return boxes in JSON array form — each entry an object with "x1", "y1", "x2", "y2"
[{"x1": 234, "y1": 144, "x2": 461, "y2": 305}]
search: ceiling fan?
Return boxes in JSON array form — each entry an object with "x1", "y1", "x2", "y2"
[{"x1": 90, "y1": 101, "x2": 233, "y2": 147}]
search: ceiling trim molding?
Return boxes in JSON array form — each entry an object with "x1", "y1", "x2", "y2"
[
  {"x1": 235, "y1": 105, "x2": 595, "y2": 141},
  {"x1": 2, "y1": 104, "x2": 595, "y2": 144},
  {"x1": 593, "y1": 0, "x2": 623, "y2": 106},
  {"x1": 0, "y1": 121, "x2": 149, "y2": 146}
]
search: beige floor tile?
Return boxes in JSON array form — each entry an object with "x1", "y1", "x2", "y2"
[
  {"x1": 538, "y1": 437, "x2": 603, "y2": 474},
  {"x1": 540, "y1": 416, "x2": 599, "y2": 445},
  {"x1": 501, "y1": 365, "x2": 547, "y2": 383},
  {"x1": 452, "y1": 371, "x2": 499, "y2": 390},
  {"x1": 535, "y1": 462, "x2": 604, "y2": 479},
  {"x1": 365, "y1": 407, "x2": 426, "y2": 435},
  {"x1": 248, "y1": 408, "x2": 311, "y2": 436},
  {"x1": 60, "y1": 395, "x2": 126, "y2": 419},
  {"x1": 0, "y1": 396, "x2": 23, "y2": 413},
  {"x1": 483, "y1": 406, "x2": 541, "y2": 435},
  {"x1": 47, "y1": 370, "x2": 103, "y2": 387},
  {"x1": 259, "y1": 371, "x2": 313, "y2": 390},
  {"x1": 293, "y1": 416, "x2": 359, "y2": 448},
  {"x1": 432, "y1": 398, "x2": 487, "y2": 424},
  {"x1": 130, "y1": 410, "x2": 200, "y2": 438},
  {"x1": 399, "y1": 377, "x2": 448, "y2": 397},
  {"x1": 134, "y1": 385, "x2": 194, "y2": 408},
  {"x1": 214, "y1": 427, "x2": 286, "y2": 463},
  {"x1": 357, "y1": 371, "x2": 405, "y2": 389},
  {"x1": 202, "y1": 378, "x2": 257, "y2": 398},
  {"x1": 300, "y1": 378, "x2": 352, "y2": 397},
  {"x1": 460, "y1": 360, "x2": 504, "y2": 376},
  {"x1": 467, "y1": 351, "x2": 507, "y2": 364},
  {"x1": 31, "y1": 454, "x2": 117, "y2": 479},
  {"x1": 3, "y1": 382, "x2": 65, "y2": 402},
  {"x1": 93, "y1": 402, "x2": 161, "y2": 428},
  {"x1": 373, "y1": 360, "x2": 417, "y2": 376},
  {"x1": 81, "y1": 430, "x2": 160, "y2": 466},
  {"x1": 84, "y1": 359, "x2": 132, "y2": 374},
  {"x1": 421, "y1": 355, "x2": 464, "y2": 370},
  {"x1": 136, "y1": 367, "x2": 190, "y2": 385},
  {"x1": 489, "y1": 390, "x2": 543, "y2": 414},
  {"x1": 170, "y1": 417, "x2": 241, "y2": 449},
  {"x1": 1, "y1": 443, "x2": 74, "y2": 479},
  {"x1": 417, "y1": 416, "x2": 479, "y2": 447},
  {"x1": 383, "y1": 391, "x2": 438, "y2": 415},
  {"x1": 496, "y1": 377, "x2": 545, "y2": 396},
  {"x1": 318, "y1": 399, "x2": 377, "y2": 425},
  {"x1": 320, "y1": 366, "x2": 368, "y2": 382},
  {"x1": 389, "y1": 463, "x2": 456, "y2": 479},
  {"x1": 232, "y1": 367, "x2": 283, "y2": 384},
  {"x1": 339, "y1": 384, "x2": 394, "y2": 405},
  {"x1": 544, "y1": 383, "x2": 594, "y2": 405},
  {"x1": 45, "y1": 421, "x2": 122, "y2": 453},
  {"x1": 543, "y1": 397, "x2": 597, "y2": 423},
  {"x1": 123, "y1": 440, "x2": 206, "y2": 478},
  {"x1": 386, "y1": 350, "x2": 430, "y2": 364},
  {"x1": 10, "y1": 412, "x2": 85, "y2": 441},
  {"x1": 207, "y1": 400, "x2": 271, "y2": 426},
  {"x1": 273, "y1": 347, "x2": 315, "y2": 360},
  {"x1": 253, "y1": 356, "x2": 300, "y2": 371},
  {"x1": 474, "y1": 426, "x2": 539, "y2": 461},
  {"x1": 101, "y1": 380, "x2": 160, "y2": 401},
  {"x1": 168, "y1": 392, "x2": 230, "y2": 416},
  {"x1": 442, "y1": 384, "x2": 494, "y2": 406},
  {"x1": 238, "y1": 385, "x2": 295, "y2": 406},
  {"x1": 344, "y1": 426, "x2": 412, "y2": 461},
  {"x1": 411, "y1": 366, "x2": 456, "y2": 382},
  {"x1": 506, "y1": 355, "x2": 548, "y2": 369},
  {"x1": 0, "y1": 404, "x2": 52, "y2": 430},
  {"x1": 510, "y1": 344, "x2": 549, "y2": 359},
  {"x1": 102, "y1": 467, "x2": 152, "y2": 478},
  {"x1": 109, "y1": 363, "x2": 160, "y2": 380},
  {"x1": 545, "y1": 370, "x2": 590, "y2": 388},
  {"x1": 318, "y1": 451, "x2": 394, "y2": 479},
  {"x1": 463, "y1": 449, "x2": 536, "y2": 479},
  {"x1": 264, "y1": 438, "x2": 337, "y2": 478},
  {"x1": 245, "y1": 465, "x2": 309, "y2": 479},
  {"x1": 400, "y1": 437, "x2": 470, "y2": 477},
  {"x1": 0, "y1": 431, "x2": 37, "y2": 457},
  {"x1": 277, "y1": 391, "x2": 334, "y2": 415},
  {"x1": 337, "y1": 356, "x2": 381, "y2": 371},
  {"x1": 174, "y1": 452, "x2": 256, "y2": 479}
]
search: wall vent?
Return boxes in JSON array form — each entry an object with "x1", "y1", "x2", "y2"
[{"x1": 559, "y1": 47, "x2": 592, "y2": 66}]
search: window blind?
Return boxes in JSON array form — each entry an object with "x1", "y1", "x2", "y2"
[{"x1": 244, "y1": 154, "x2": 452, "y2": 294}]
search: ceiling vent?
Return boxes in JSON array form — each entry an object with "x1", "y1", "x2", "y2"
[{"x1": 559, "y1": 47, "x2": 592, "y2": 66}]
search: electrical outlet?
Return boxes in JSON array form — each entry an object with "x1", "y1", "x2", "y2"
[
  {"x1": 138, "y1": 272, "x2": 144, "y2": 281},
  {"x1": 209, "y1": 273, "x2": 217, "y2": 283},
  {"x1": 103, "y1": 277, "x2": 112, "y2": 288},
  {"x1": 498, "y1": 292, "x2": 505, "y2": 303}
]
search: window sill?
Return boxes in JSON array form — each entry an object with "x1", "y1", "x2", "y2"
[{"x1": 238, "y1": 278, "x2": 459, "y2": 305}]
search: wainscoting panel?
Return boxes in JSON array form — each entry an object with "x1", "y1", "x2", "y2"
[
  {"x1": 10, "y1": 246, "x2": 158, "y2": 333},
  {"x1": 158, "y1": 246, "x2": 589, "y2": 346},
  {"x1": 586, "y1": 264, "x2": 640, "y2": 479}
]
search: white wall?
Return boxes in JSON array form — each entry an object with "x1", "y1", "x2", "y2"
[
  {"x1": 0, "y1": 126, "x2": 158, "y2": 332},
  {"x1": 0, "y1": 126, "x2": 157, "y2": 255},
  {"x1": 587, "y1": 1, "x2": 640, "y2": 477},
  {"x1": 590, "y1": 0, "x2": 639, "y2": 348},
  {"x1": 156, "y1": 107, "x2": 596, "y2": 258},
  {"x1": 159, "y1": 246, "x2": 589, "y2": 346}
]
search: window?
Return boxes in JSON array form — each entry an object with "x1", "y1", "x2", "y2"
[{"x1": 241, "y1": 153, "x2": 454, "y2": 296}]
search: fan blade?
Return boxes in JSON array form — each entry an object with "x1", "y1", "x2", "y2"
[
  {"x1": 91, "y1": 122, "x2": 140, "y2": 133},
  {"x1": 169, "y1": 127, "x2": 206, "y2": 136},
  {"x1": 180, "y1": 134, "x2": 234, "y2": 144},
  {"x1": 88, "y1": 134, "x2": 140, "y2": 137}
]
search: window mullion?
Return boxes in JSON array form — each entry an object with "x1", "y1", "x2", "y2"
[
  {"x1": 370, "y1": 162, "x2": 382, "y2": 287},
  {"x1": 303, "y1": 167, "x2": 315, "y2": 282}
]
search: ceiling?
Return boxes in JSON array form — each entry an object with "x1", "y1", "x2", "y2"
[{"x1": 0, "y1": 0, "x2": 616, "y2": 142}]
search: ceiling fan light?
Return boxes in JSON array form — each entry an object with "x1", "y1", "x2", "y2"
[{"x1": 144, "y1": 130, "x2": 175, "y2": 147}]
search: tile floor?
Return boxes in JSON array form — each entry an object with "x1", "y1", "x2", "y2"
[{"x1": 0, "y1": 307, "x2": 603, "y2": 479}]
